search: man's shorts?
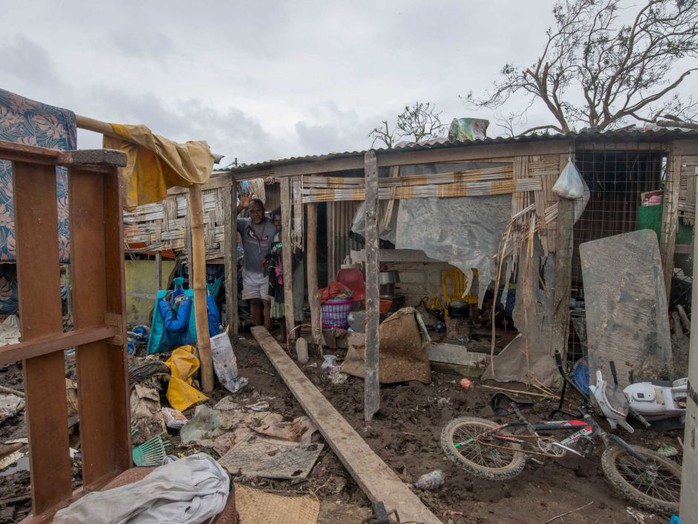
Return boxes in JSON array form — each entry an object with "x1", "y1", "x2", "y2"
[{"x1": 242, "y1": 270, "x2": 271, "y2": 301}]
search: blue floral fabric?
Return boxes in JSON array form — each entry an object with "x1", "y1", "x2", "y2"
[{"x1": 0, "y1": 88, "x2": 76, "y2": 313}]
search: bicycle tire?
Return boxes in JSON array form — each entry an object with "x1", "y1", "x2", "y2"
[
  {"x1": 601, "y1": 445, "x2": 681, "y2": 514},
  {"x1": 440, "y1": 416, "x2": 525, "y2": 480}
]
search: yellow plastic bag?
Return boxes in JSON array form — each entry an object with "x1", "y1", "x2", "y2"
[{"x1": 164, "y1": 345, "x2": 208, "y2": 411}]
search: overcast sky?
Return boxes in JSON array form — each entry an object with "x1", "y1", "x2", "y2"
[{"x1": 3, "y1": 1, "x2": 697, "y2": 167}]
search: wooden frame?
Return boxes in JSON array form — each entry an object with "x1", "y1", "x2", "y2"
[{"x1": 0, "y1": 141, "x2": 130, "y2": 521}]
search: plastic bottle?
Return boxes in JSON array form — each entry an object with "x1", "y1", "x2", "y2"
[{"x1": 414, "y1": 470, "x2": 445, "y2": 490}]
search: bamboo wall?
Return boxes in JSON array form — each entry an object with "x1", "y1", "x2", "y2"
[{"x1": 123, "y1": 187, "x2": 226, "y2": 259}]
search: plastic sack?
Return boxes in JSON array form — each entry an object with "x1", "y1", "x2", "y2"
[
  {"x1": 164, "y1": 345, "x2": 208, "y2": 411},
  {"x1": 210, "y1": 332, "x2": 248, "y2": 393},
  {"x1": 553, "y1": 160, "x2": 585, "y2": 199}
]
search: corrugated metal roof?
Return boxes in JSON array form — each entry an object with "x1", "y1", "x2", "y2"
[{"x1": 224, "y1": 127, "x2": 698, "y2": 174}]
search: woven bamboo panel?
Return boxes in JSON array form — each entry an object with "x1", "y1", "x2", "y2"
[
  {"x1": 678, "y1": 155, "x2": 698, "y2": 225},
  {"x1": 302, "y1": 177, "x2": 540, "y2": 203},
  {"x1": 123, "y1": 186, "x2": 226, "y2": 260},
  {"x1": 527, "y1": 154, "x2": 562, "y2": 253}
]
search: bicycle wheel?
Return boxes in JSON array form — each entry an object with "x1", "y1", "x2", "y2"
[
  {"x1": 441, "y1": 416, "x2": 525, "y2": 480},
  {"x1": 601, "y1": 445, "x2": 681, "y2": 514}
]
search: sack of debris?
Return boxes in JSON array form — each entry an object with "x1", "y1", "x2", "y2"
[{"x1": 341, "y1": 307, "x2": 431, "y2": 384}]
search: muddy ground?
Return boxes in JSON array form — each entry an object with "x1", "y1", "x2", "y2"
[{"x1": 0, "y1": 332, "x2": 683, "y2": 524}]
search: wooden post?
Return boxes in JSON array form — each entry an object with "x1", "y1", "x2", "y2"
[
  {"x1": 155, "y1": 251, "x2": 162, "y2": 290},
  {"x1": 188, "y1": 184, "x2": 214, "y2": 393},
  {"x1": 552, "y1": 197, "x2": 574, "y2": 360},
  {"x1": 223, "y1": 181, "x2": 239, "y2": 335},
  {"x1": 364, "y1": 151, "x2": 380, "y2": 421},
  {"x1": 306, "y1": 203, "x2": 323, "y2": 347},
  {"x1": 661, "y1": 149, "x2": 681, "y2": 298},
  {"x1": 281, "y1": 177, "x2": 295, "y2": 342}
]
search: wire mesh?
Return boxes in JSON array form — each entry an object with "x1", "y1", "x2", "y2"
[{"x1": 569, "y1": 148, "x2": 665, "y2": 360}]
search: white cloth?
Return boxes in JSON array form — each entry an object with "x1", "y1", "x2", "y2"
[{"x1": 53, "y1": 453, "x2": 229, "y2": 524}]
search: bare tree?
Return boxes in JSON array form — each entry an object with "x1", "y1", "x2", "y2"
[
  {"x1": 468, "y1": 0, "x2": 698, "y2": 134},
  {"x1": 369, "y1": 102, "x2": 446, "y2": 147}
]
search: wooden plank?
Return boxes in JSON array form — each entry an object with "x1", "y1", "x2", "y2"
[
  {"x1": 70, "y1": 167, "x2": 121, "y2": 487},
  {"x1": 12, "y1": 161, "x2": 72, "y2": 514},
  {"x1": 304, "y1": 165, "x2": 514, "y2": 188},
  {"x1": 671, "y1": 139, "x2": 698, "y2": 156},
  {"x1": 101, "y1": 159, "x2": 132, "y2": 481},
  {"x1": 188, "y1": 184, "x2": 214, "y2": 392},
  {"x1": 575, "y1": 142, "x2": 667, "y2": 152},
  {"x1": 280, "y1": 178, "x2": 295, "y2": 341},
  {"x1": 427, "y1": 342, "x2": 490, "y2": 366},
  {"x1": 301, "y1": 177, "x2": 541, "y2": 203},
  {"x1": 0, "y1": 326, "x2": 118, "y2": 366},
  {"x1": 223, "y1": 183, "x2": 239, "y2": 335},
  {"x1": 552, "y1": 198, "x2": 575, "y2": 359},
  {"x1": 250, "y1": 327, "x2": 441, "y2": 524},
  {"x1": 364, "y1": 151, "x2": 380, "y2": 421},
  {"x1": 166, "y1": 174, "x2": 234, "y2": 195},
  {"x1": 0, "y1": 140, "x2": 60, "y2": 164},
  {"x1": 661, "y1": 151, "x2": 682, "y2": 297},
  {"x1": 306, "y1": 203, "x2": 323, "y2": 347},
  {"x1": 229, "y1": 139, "x2": 571, "y2": 179}
]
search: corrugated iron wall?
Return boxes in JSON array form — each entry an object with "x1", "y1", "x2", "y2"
[{"x1": 327, "y1": 200, "x2": 361, "y2": 280}]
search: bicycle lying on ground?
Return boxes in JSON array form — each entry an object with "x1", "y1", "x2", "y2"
[{"x1": 441, "y1": 363, "x2": 682, "y2": 514}]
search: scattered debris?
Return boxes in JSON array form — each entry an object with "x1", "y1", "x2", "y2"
[
  {"x1": 132, "y1": 432, "x2": 170, "y2": 466},
  {"x1": 218, "y1": 435, "x2": 324, "y2": 480},
  {"x1": 544, "y1": 501, "x2": 595, "y2": 523},
  {"x1": 163, "y1": 345, "x2": 208, "y2": 411},
  {"x1": 211, "y1": 332, "x2": 248, "y2": 393},
  {"x1": 0, "y1": 395, "x2": 24, "y2": 423},
  {"x1": 161, "y1": 407, "x2": 188, "y2": 430},
  {"x1": 129, "y1": 384, "x2": 166, "y2": 444},
  {"x1": 414, "y1": 470, "x2": 445, "y2": 490}
]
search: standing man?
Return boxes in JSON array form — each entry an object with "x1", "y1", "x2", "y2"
[{"x1": 237, "y1": 195, "x2": 276, "y2": 330}]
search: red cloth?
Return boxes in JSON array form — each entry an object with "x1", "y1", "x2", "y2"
[{"x1": 320, "y1": 281, "x2": 352, "y2": 304}]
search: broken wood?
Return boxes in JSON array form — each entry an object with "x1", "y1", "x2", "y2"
[
  {"x1": 677, "y1": 304, "x2": 690, "y2": 334},
  {"x1": 0, "y1": 385, "x2": 24, "y2": 397},
  {"x1": 251, "y1": 326, "x2": 441, "y2": 524}
]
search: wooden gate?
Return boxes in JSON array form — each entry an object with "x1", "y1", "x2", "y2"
[{"x1": 0, "y1": 141, "x2": 130, "y2": 521}]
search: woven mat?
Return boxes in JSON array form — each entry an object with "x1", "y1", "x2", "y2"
[{"x1": 234, "y1": 484, "x2": 319, "y2": 524}]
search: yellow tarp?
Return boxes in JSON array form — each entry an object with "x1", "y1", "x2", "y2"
[
  {"x1": 164, "y1": 345, "x2": 208, "y2": 412},
  {"x1": 103, "y1": 123, "x2": 215, "y2": 210}
]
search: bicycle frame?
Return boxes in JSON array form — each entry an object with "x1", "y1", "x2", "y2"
[{"x1": 476, "y1": 412, "x2": 597, "y2": 458}]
